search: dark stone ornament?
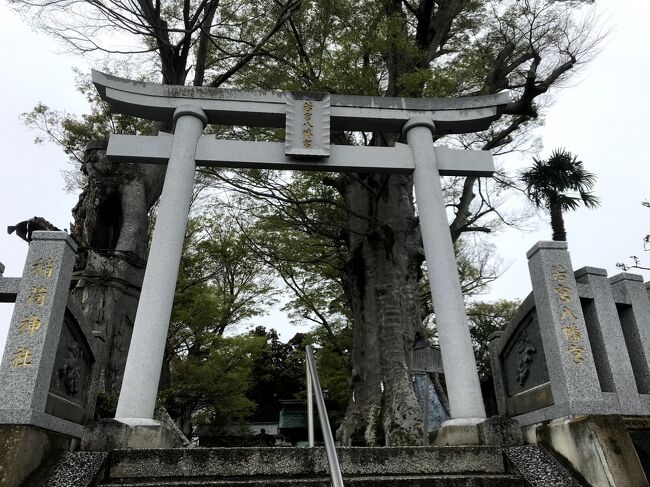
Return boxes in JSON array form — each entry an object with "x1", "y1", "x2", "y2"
[
  {"x1": 515, "y1": 331, "x2": 537, "y2": 387},
  {"x1": 46, "y1": 310, "x2": 94, "y2": 423},
  {"x1": 58, "y1": 343, "x2": 84, "y2": 396}
]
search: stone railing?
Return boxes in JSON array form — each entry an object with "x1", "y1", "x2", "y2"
[{"x1": 489, "y1": 241, "x2": 650, "y2": 426}]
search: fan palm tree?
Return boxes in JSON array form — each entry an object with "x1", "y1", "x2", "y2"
[{"x1": 521, "y1": 149, "x2": 600, "y2": 241}]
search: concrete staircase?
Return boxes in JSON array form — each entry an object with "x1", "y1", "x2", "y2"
[
  {"x1": 91, "y1": 446, "x2": 549, "y2": 486},
  {"x1": 29, "y1": 444, "x2": 581, "y2": 486}
]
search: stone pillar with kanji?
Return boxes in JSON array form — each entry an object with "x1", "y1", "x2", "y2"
[
  {"x1": 0, "y1": 231, "x2": 78, "y2": 435},
  {"x1": 526, "y1": 241, "x2": 604, "y2": 416}
]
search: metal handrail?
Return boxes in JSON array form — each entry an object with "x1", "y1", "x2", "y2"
[{"x1": 305, "y1": 345, "x2": 344, "y2": 487}]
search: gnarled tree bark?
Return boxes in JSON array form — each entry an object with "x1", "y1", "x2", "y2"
[
  {"x1": 69, "y1": 142, "x2": 164, "y2": 413},
  {"x1": 337, "y1": 171, "x2": 426, "y2": 446}
]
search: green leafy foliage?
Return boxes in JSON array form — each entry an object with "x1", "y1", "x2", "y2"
[
  {"x1": 171, "y1": 213, "x2": 278, "y2": 337},
  {"x1": 163, "y1": 333, "x2": 265, "y2": 428},
  {"x1": 247, "y1": 327, "x2": 307, "y2": 422},
  {"x1": 161, "y1": 209, "x2": 279, "y2": 433},
  {"x1": 22, "y1": 70, "x2": 153, "y2": 160},
  {"x1": 214, "y1": 168, "x2": 351, "y2": 339},
  {"x1": 466, "y1": 299, "x2": 519, "y2": 382},
  {"x1": 21, "y1": 70, "x2": 154, "y2": 190},
  {"x1": 307, "y1": 324, "x2": 352, "y2": 426}
]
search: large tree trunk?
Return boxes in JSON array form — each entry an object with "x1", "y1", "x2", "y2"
[
  {"x1": 337, "y1": 172, "x2": 425, "y2": 446},
  {"x1": 336, "y1": 0, "x2": 439, "y2": 445},
  {"x1": 549, "y1": 199, "x2": 567, "y2": 241},
  {"x1": 69, "y1": 142, "x2": 165, "y2": 415}
]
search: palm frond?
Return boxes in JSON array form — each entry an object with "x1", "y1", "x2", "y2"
[{"x1": 519, "y1": 148, "x2": 600, "y2": 239}]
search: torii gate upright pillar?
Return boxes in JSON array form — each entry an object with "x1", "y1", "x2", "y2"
[
  {"x1": 405, "y1": 117, "x2": 486, "y2": 421},
  {"x1": 115, "y1": 106, "x2": 207, "y2": 421}
]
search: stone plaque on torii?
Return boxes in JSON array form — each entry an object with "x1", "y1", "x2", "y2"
[{"x1": 92, "y1": 71, "x2": 509, "y2": 429}]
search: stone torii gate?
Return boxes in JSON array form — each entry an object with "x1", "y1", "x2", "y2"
[{"x1": 92, "y1": 71, "x2": 509, "y2": 431}]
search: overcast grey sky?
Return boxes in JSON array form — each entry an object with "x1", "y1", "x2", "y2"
[{"x1": 1, "y1": 1, "x2": 649, "y2": 359}]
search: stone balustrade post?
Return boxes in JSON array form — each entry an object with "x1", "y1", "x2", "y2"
[
  {"x1": 0, "y1": 232, "x2": 79, "y2": 435},
  {"x1": 526, "y1": 242, "x2": 603, "y2": 415},
  {"x1": 609, "y1": 273, "x2": 650, "y2": 411},
  {"x1": 574, "y1": 267, "x2": 641, "y2": 414}
]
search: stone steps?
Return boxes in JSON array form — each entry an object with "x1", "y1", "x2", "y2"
[
  {"x1": 95, "y1": 446, "x2": 527, "y2": 486},
  {"x1": 103, "y1": 446, "x2": 507, "y2": 479},
  {"x1": 101, "y1": 473, "x2": 526, "y2": 486},
  {"x1": 105, "y1": 446, "x2": 507, "y2": 477},
  {"x1": 33, "y1": 445, "x2": 582, "y2": 486}
]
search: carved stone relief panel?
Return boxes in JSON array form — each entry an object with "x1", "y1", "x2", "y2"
[{"x1": 501, "y1": 309, "x2": 550, "y2": 397}]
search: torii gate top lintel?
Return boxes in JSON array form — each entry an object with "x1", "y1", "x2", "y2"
[{"x1": 92, "y1": 70, "x2": 509, "y2": 134}]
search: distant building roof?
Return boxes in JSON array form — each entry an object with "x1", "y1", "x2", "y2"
[{"x1": 279, "y1": 399, "x2": 306, "y2": 408}]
